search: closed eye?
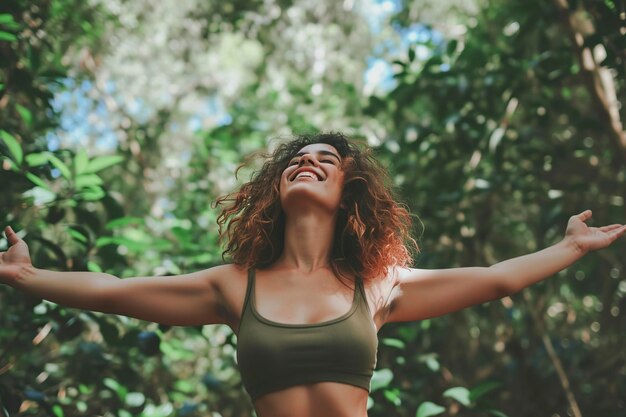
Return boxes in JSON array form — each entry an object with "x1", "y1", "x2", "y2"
[{"x1": 288, "y1": 157, "x2": 337, "y2": 167}]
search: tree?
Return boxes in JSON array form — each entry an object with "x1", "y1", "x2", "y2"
[{"x1": 367, "y1": 0, "x2": 625, "y2": 416}]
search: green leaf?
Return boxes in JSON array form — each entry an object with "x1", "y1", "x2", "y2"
[
  {"x1": 85, "y1": 155, "x2": 124, "y2": 173},
  {"x1": 103, "y1": 377, "x2": 127, "y2": 401},
  {"x1": 0, "y1": 31, "x2": 17, "y2": 41},
  {"x1": 0, "y1": 14, "x2": 16, "y2": 24},
  {"x1": 0, "y1": 14, "x2": 19, "y2": 30},
  {"x1": 26, "y1": 152, "x2": 49, "y2": 167},
  {"x1": 74, "y1": 174, "x2": 103, "y2": 189},
  {"x1": 486, "y1": 410, "x2": 509, "y2": 417},
  {"x1": 0, "y1": 21, "x2": 20, "y2": 31},
  {"x1": 75, "y1": 148, "x2": 89, "y2": 174},
  {"x1": 447, "y1": 39, "x2": 458, "y2": 55},
  {"x1": 425, "y1": 357, "x2": 440, "y2": 371},
  {"x1": 68, "y1": 229, "x2": 88, "y2": 243},
  {"x1": 76, "y1": 401, "x2": 87, "y2": 413},
  {"x1": 153, "y1": 238, "x2": 173, "y2": 251},
  {"x1": 16, "y1": 104, "x2": 32, "y2": 126},
  {"x1": 87, "y1": 261, "x2": 102, "y2": 272},
  {"x1": 370, "y1": 368, "x2": 393, "y2": 392},
  {"x1": 381, "y1": 338, "x2": 406, "y2": 349},
  {"x1": 47, "y1": 153, "x2": 71, "y2": 178},
  {"x1": 489, "y1": 127, "x2": 505, "y2": 152},
  {"x1": 384, "y1": 388, "x2": 402, "y2": 406},
  {"x1": 174, "y1": 380, "x2": 195, "y2": 394},
  {"x1": 105, "y1": 216, "x2": 145, "y2": 230},
  {"x1": 396, "y1": 325, "x2": 418, "y2": 341},
  {"x1": 125, "y1": 392, "x2": 145, "y2": 407},
  {"x1": 469, "y1": 380, "x2": 502, "y2": 401},
  {"x1": 78, "y1": 186, "x2": 105, "y2": 201},
  {"x1": 418, "y1": 353, "x2": 440, "y2": 371},
  {"x1": 416, "y1": 401, "x2": 445, "y2": 417},
  {"x1": 443, "y1": 386, "x2": 471, "y2": 406},
  {"x1": 52, "y1": 404, "x2": 65, "y2": 417},
  {"x1": 171, "y1": 226, "x2": 192, "y2": 242},
  {"x1": 0, "y1": 130, "x2": 22, "y2": 165},
  {"x1": 78, "y1": 384, "x2": 93, "y2": 394},
  {"x1": 95, "y1": 236, "x2": 147, "y2": 252},
  {"x1": 25, "y1": 172, "x2": 51, "y2": 191}
]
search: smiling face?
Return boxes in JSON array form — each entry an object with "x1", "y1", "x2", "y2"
[{"x1": 279, "y1": 143, "x2": 345, "y2": 215}]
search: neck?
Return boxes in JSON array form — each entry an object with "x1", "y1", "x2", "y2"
[{"x1": 275, "y1": 210, "x2": 338, "y2": 273}]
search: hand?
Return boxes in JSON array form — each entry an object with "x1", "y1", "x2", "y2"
[
  {"x1": 0, "y1": 226, "x2": 33, "y2": 284},
  {"x1": 563, "y1": 210, "x2": 626, "y2": 254}
]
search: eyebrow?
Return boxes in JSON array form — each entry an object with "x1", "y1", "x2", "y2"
[{"x1": 294, "y1": 150, "x2": 341, "y2": 161}]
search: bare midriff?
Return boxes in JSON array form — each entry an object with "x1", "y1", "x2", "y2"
[{"x1": 253, "y1": 382, "x2": 370, "y2": 417}]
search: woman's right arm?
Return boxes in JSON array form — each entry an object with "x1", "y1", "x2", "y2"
[{"x1": 1, "y1": 226, "x2": 234, "y2": 326}]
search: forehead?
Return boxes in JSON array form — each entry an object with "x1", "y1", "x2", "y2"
[{"x1": 295, "y1": 143, "x2": 340, "y2": 157}]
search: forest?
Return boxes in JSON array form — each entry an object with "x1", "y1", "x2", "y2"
[{"x1": 0, "y1": 0, "x2": 625, "y2": 416}]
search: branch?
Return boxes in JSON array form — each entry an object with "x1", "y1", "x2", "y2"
[
  {"x1": 523, "y1": 289, "x2": 583, "y2": 417},
  {"x1": 553, "y1": 0, "x2": 626, "y2": 164},
  {"x1": 539, "y1": 331, "x2": 583, "y2": 417}
]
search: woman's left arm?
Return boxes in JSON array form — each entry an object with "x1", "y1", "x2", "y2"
[{"x1": 385, "y1": 210, "x2": 626, "y2": 323}]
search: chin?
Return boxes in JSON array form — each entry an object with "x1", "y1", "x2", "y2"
[{"x1": 280, "y1": 189, "x2": 340, "y2": 215}]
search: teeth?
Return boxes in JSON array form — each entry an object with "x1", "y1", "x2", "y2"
[{"x1": 295, "y1": 172, "x2": 318, "y2": 180}]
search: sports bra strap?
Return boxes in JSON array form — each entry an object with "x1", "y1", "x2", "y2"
[
  {"x1": 245, "y1": 268, "x2": 254, "y2": 301},
  {"x1": 242, "y1": 268, "x2": 254, "y2": 315},
  {"x1": 242, "y1": 268, "x2": 367, "y2": 321},
  {"x1": 356, "y1": 275, "x2": 372, "y2": 316}
]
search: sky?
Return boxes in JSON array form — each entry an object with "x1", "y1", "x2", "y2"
[{"x1": 47, "y1": 0, "x2": 441, "y2": 158}]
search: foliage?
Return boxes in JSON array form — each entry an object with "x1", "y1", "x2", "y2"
[
  {"x1": 368, "y1": 0, "x2": 625, "y2": 416},
  {"x1": 1, "y1": 0, "x2": 625, "y2": 416}
]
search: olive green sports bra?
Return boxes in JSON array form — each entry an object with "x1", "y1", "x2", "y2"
[{"x1": 236, "y1": 268, "x2": 378, "y2": 401}]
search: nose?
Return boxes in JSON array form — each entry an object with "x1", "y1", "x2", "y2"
[{"x1": 299, "y1": 154, "x2": 318, "y2": 166}]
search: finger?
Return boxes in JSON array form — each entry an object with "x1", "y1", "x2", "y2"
[
  {"x1": 608, "y1": 225, "x2": 626, "y2": 241},
  {"x1": 576, "y1": 210, "x2": 592, "y2": 221},
  {"x1": 4, "y1": 226, "x2": 21, "y2": 245},
  {"x1": 599, "y1": 224, "x2": 623, "y2": 232}
]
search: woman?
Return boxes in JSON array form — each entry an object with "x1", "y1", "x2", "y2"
[{"x1": 1, "y1": 132, "x2": 624, "y2": 417}]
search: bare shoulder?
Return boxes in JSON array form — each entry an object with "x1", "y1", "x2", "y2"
[
  {"x1": 210, "y1": 263, "x2": 249, "y2": 331},
  {"x1": 209, "y1": 263, "x2": 248, "y2": 290}
]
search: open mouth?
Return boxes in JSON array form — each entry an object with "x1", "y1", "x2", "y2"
[{"x1": 290, "y1": 170, "x2": 323, "y2": 181}]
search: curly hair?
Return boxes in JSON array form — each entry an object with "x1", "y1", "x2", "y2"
[{"x1": 214, "y1": 132, "x2": 419, "y2": 284}]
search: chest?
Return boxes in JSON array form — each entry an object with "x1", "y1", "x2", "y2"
[
  {"x1": 223, "y1": 268, "x2": 393, "y2": 333},
  {"x1": 256, "y1": 276, "x2": 356, "y2": 324},
  {"x1": 235, "y1": 269, "x2": 380, "y2": 402}
]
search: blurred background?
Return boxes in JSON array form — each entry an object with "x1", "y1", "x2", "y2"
[{"x1": 0, "y1": 0, "x2": 624, "y2": 416}]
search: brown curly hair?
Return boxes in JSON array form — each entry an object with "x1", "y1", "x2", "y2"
[{"x1": 214, "y1": 132, "x2": 419, "y2": 284}]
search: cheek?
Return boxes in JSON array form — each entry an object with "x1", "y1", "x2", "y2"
[
  {"x1": 279, "y1": 171, "x2": 290, "y2": 194},
  {"x1": 282, "y1": 167, "x2": 296, "y2": 180},
  {"x1": 276, "y1": 173, "x2": 289, "y2": 199}
]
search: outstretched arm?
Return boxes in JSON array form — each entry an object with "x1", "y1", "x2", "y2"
[
  {"x1": 385, "y1": 210, "x2": 626, "y2": 323},
  {"x1": 0, "y1": 226, "x2": 234, "y2": 326}
]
